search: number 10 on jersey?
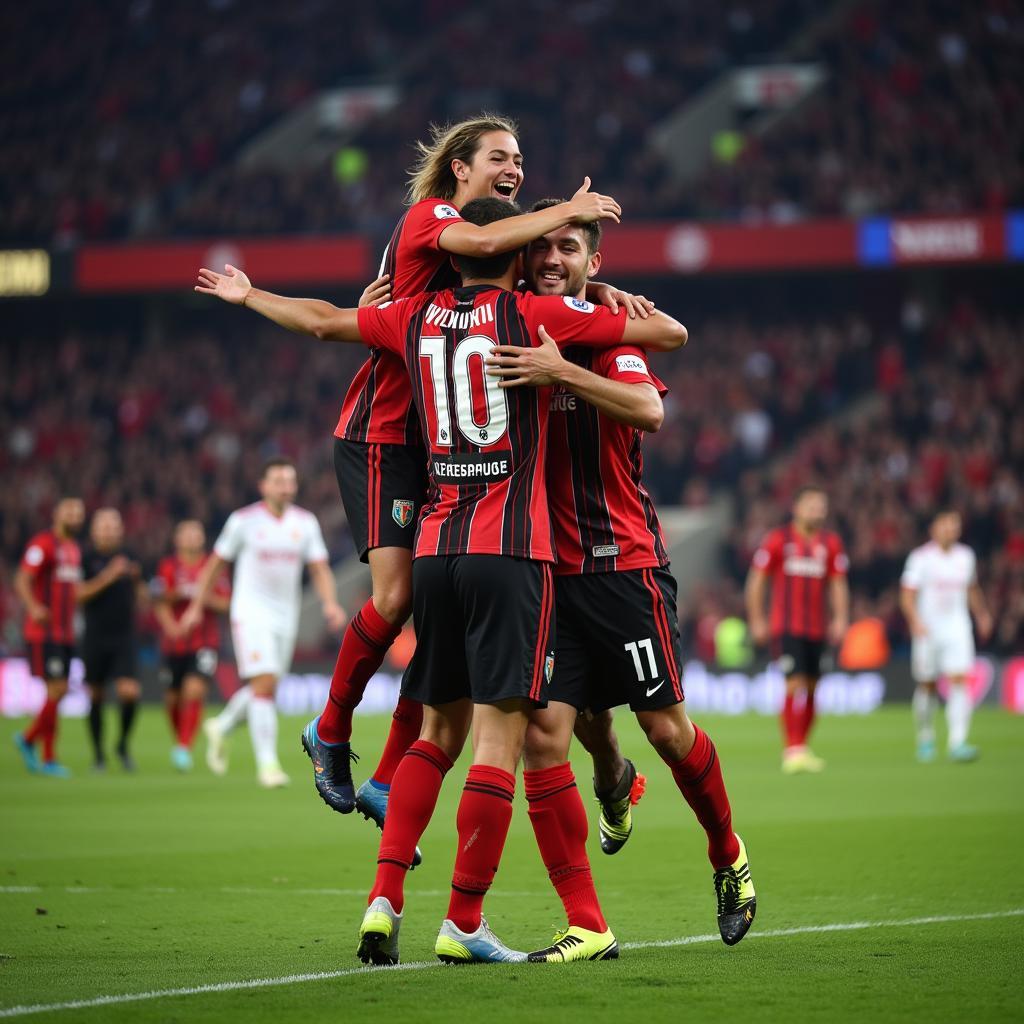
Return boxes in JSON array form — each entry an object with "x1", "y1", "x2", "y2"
[{"x1": 420, "y1": 335, "x2": 509, "y2": 447}]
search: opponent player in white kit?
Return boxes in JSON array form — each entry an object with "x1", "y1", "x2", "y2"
[
  {"x1": 899, "y1": 510, "x2": 993, "y2": 763},
  {"x1": 182, "y1": 458, "x2": 346, "y2": 787}
]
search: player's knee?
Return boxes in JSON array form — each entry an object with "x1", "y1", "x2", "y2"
[
  {"x1": 182, "y1": 676, "x2": 206, "y2": 701},
  {"x1": 523, "y1": 722, "x2": 564, "y2": 770},
  {"x1": 117, "y1": 678, "x2": 141, "y2": 701},
  {"x1": 249, "y1": 674, "x2": 277, "y2": 698},
  {"x1": 639, "y1": 711, "x2": 688, "y2": 760},
  {"x1": 50, "y1": 680, "x2": 70, "y2": 700},
  {"x1": 372, "y1": 584, "x2": 412, "y2": 626}
]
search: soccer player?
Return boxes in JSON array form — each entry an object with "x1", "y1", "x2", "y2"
[
  {"x1": 488, "y1": 201, "x2": 755, "y2": 957},
  {"x1": 153, "y1": 520, "x2": 231, "y2": 771},
  {"x1": 180, "y1": 458, "x2": 345, "y2": 788},
  {"x1": 305, "y1": 113, "x2": 628, "y2": 832},
  {"x1": 900, "y1": 510, "x2": 993, "y2": 762},
  {"x1": 195, "y1": 195, "x2": 687, "y2": 964},
  {"x1": 13, "y1": 497, "x2": 85, "y2": 777},
  {"x1": 745, "y1": 487, "x2": 849, "y2": 773},
  {"x1": 78, "y1": 508, "x2": 146, "y2": 772}
]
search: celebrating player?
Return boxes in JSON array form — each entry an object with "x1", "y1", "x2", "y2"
[
  {"x1": 302, "y1": 114, "x2": 630, "y2": 835},
  {"x1": 13, "y1": 497, "x2": 85, "y2": 778},
  {"x1": 488, "y1": 201, "x2": 755, "y2": 957},
  {"x1": 153, "y1": 520, "x2": 231, "y2": 771},
  {"x1": 78, "y1": 508, "x2": 146, "y2": 772},
  {"x1": 195, "y1": 195, "x2": 687, "y2": 964},
  {"x1": 180, "y1": 458, "x2": 345, "y2": 788},
  {"x1": 900, "y1": 510, "x2": 993, "y2": 762},
  {"x1": 745, "y1": 487, "x2": 849, "y2": 773}
]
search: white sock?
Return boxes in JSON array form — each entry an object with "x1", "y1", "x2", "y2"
[
  {"x1": 216, "y1": 684, "x2": 253, "y2": 734},
  {"x1": 912, "y1": 686, "x2": 937, "y2": 745},
  {"x1": 248, "y1": 696, "x2": 279, "y2": 770},
  {"x1": 946, "y1": 684, "x2": 972, "y2": 750}
]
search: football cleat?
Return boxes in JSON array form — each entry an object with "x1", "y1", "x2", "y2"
[
  {"x1": 782, "y1": 746, "x2": 825, "y2": 774},
  {"x1": 257, "y1": 763, "x2": 290, "y2": 788},
  {"x1": 435, "y1": 918, "x2": 527, "y2": 964},
  {"x1": 171, "y1": 744, "x2": 194, "y2": 772},
  {"x1": 39, "y1": 761, "x2": 72, "y2": 779},
  {"x1": 302, "y1": 717, "x2": 357, "y2": 813},
  {"x1": 714, "y1": 834, "x2": 756, "y2": 945},
  {"x1": 357, "y1": 896, "x2": 402, "y2": 966},
  {"x1": 117, "y1": 746, "x2": 137, "y2": 773},
  {"x1": 595, "y1": 758, "x2": 644, "y2": 855},
  {"x1": 527, "y1": 925, "x2": 619, "y2": 963},
  {"x1": 916, "y1": 739, "x2": 937, "y2": 763},
  {"x1": 204, "y1": 718, "x2": 228, "y2": 776},
  {"x1": 355, "y1": 780, "x2": 422, "y2": 868},
  {"x1": 948, "y1": 743, "x2": 979, "y2": 763},
  {"x1": 14, "y1": 734, "x2": 41, "y2": 774}
]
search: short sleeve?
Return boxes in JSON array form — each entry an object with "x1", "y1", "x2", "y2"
[
  {"x1": 828, "y1": 535, "x2": 849, "y2": 577},
  {"x1": 357, "y1": 301, "x2": 408, "y2": 355},
  {"x1": 751, "y1": 531, "x2": 782, "y2": 572},
  {"x1": 303, "y1": 515, "x2": 330, "y2": 564},
  {"x1": 594, "y1": 345, "x2": 666, "y2": 395},
  {"x1": 213, "y1": 513, "x2": 245, "y2": 563},
  {"x1": 524, "y1": 294, "x2": 627, "y2": 348},
  {"x1": 403, "y1": 199, "x2": 466, "y2": 254},
  {"x1": 901, "y1": 550, "x2": 922, "y2": 589},
  {"x1": 20, "y1": 534, "x2": 52, "y2": 576}
]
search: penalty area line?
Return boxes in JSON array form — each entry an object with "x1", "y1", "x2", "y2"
[{"x1": 1, "y1": 907, "x2": 1021, "y2": 1019}]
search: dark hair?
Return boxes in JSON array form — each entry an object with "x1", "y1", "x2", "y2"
[
  {"x1": 793, "y1": 485, "x2": 827, "y2": 503},
  {"x1": 531, "y1": 197, "x2": 602, "y2": 254},
  {"x1": 260, "y1": 456, "x2": 296, "y2": 479},
  {"x1": 455, "y1": 197, "x2": 523, "y2": 280},
  {"x1": 933, "y1": 508, "x2": 961, "y2": 522}
]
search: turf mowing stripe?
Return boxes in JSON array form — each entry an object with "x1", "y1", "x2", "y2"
[
  {"x1": 0, "y1": 886, "x2": 545, "y2": 898},
  {"x1": 1, "y1": 908, "x2": 1021, "y2": 1019}
]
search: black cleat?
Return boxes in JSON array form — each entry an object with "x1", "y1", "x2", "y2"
[
  {"x1": 714, "y1": 834, "x2": 756, "y2": 945},
  {"x1": 302, "y1": 717, "x2": 357, "y2": 813}
]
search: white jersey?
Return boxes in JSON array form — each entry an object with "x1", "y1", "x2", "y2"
[
  {"x1": 900, "y1": 541, "x2": 976, "y2": 632},
  {"x1": 214, "y1": 502, "x2": 329, "y2": 631}
]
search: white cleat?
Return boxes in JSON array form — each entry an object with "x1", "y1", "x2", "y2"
[
  {"x1": 257, "y1": 763, "x2": 291, "y2": 788},
  {"x1": 435, "y1": 917, "x2": 527, "y2": 964},
  {"x1": 357, "y1": 896, "x2": 403, "y2": 965},
  {"x1": 204, "y1": 719, "x2": 228, "y2": 776}
]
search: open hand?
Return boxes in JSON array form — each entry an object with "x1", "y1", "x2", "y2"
[
  {"x1": 487, "y1": 325, "x2": 566, "y2": 387},
  {"x1": 195, "y1": 264, "x2": 252, "y2": 305}
]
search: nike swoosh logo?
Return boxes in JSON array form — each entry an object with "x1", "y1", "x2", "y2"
[{"x1": 646, "y1": 681, "x2": 665, "y2": 697}]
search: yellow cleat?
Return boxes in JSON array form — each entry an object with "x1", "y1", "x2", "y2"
[
  {"x1": 527, "y1": 925, "x2": 619, "y2": 962},
  {"x1": 714, "y1": 834, "x2": 756, "y2": 945}
]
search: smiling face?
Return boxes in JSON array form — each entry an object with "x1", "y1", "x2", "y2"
[
  {"x1": 525, "y1": 224, "x2": 602, "y2": 300},
  {"x1": 453, "y1": 130, "x2": 524, "y2": 205}
]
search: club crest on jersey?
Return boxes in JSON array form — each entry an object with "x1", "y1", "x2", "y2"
[
  {"x1": 392, "y1": 499, "x2": 415, "y2": 529},
  {"x1": 564, "y1": 296, "x2": 595, "y2": 313},
  {"x1": 545, "y1": 653, "x2": 555, "y2": 683},
  {"x1": 433, "y1": 203, "x2": 460, "y2": 220}
]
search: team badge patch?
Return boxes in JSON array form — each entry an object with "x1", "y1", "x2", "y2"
[
  {"x1": 563, "y1": 296, "x2": 595, "y2": 313},
  {"x1": 392, "y1": 499, "x2": 415, "y2": 528},
  {"x1": 545, "y1": 652, "x2": 555, "y2": 683}
]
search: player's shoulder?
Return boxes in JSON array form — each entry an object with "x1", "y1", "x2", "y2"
[
  {"x1": 235, "y1": 502, "x2": 263, "y2": 518},
  {"x1": 953, "y1": 542, "x2": 976, "y2": 561},
  {"x1": 25, "y1": 529, "x2": 53, "y2": 549},
  {"x1": 406, "y1": 197, "x2": 462, "y2": 225},
  {"x1": 22, "y1": 530, "x2": 53, "y2": 564}
]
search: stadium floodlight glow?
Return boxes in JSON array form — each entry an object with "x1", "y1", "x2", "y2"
[{"x1": 0, "y1": 249, "x2": 49, "y2": 296}]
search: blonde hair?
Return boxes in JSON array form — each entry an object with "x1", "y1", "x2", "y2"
[{"x1": 406, "y1": 114, "x2": 519, "y2": 205}]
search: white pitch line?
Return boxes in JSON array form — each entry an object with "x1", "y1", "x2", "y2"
[{"x1": 1, "y1": 908, "x2": 1021, "y2": 1019}]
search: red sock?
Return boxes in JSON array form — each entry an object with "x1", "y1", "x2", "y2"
[
  {"x1": 371, "y1": 696, "x2": 423, "y2": 786},
  {"x1": 525, "y1": 763, "x2": 607, "y2": 932},
  {"x1": 667, "y1": 724, "x2": 739, "y2": 869},
  {"x1": 369, "y1": 740, "x2": 453, "y2": 913},
  {"x1": 446, "y1": 765, "x2": 516, "y2": 934},
  {"x1": 26, "y1": 697, "x2": 59, "y2": 761},
  {"x1": 799, "y1": 689, "x2": 817, "y2": 745},
  {"x1": 318, "y1": 599, "x2": 402, "y2": 744},
  {"x1": 781, "y1": 692, "x2": 801, "y2": 749},
  {"x1": 177, "y1": 699, "x2": 203, "y2": 748},
  {"x1": 168, "y1": 703, "x2": 181, "y2": 735}
]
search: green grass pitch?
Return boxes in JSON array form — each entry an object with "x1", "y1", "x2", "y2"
[{"x1": 2, "y1": 707, "x2": 1022, "y2": 1022}]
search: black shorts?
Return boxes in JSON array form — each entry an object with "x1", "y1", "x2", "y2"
[
  {"x1": 82, "y1": 635, "x2": 137, "y2": 686},
  {"x1": 554, "y1": 567, "x2": 684, "y2": 714},
  {"x1": 774, "y1": 635, "x2": 829, "y2": 679},
  {"x1": 402, "y1": 555, "x2": 554, "y2": 708},
  {"x1": 334, "y1": 438, "x2": 429, "y2": 562},
  {"x1": 160, "y1": 648, "x2": 219, "y2": 691},
  {"x1": 27, "y1": 641, "x2": 74, "y2": 682}
]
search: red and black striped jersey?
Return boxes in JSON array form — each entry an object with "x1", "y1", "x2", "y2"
[
  {"x1": 154, "y1": 553, "x2": 230, "y2": 655},
  {"x1": 335, "y1": 198, "x2": 464, "y2": 446},
  {"x1": 547, "y1": 346, "x2": 670, "y2": 575},
  {"x1": 752, "y1": 524, "x2": 848, "y2": 640},
  {"x1": 20, "y1": 530, "x2": 82, "y2": 644},
  {"x1": 357, "y1": 286, "x2": 628, "y2": 560}
]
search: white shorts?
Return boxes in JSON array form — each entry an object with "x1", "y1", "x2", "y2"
[
  {"x1": 230, "y1": 620, "x2": 297, "y2": 681},
  {"x1": 911, "y1": 628, "x2": 974, "y2": 682}
]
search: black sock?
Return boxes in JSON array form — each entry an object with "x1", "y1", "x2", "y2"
[
  {"x1": 118, "y1": 700, "x2": 138, "y2": 753},
  {"x1": 88, "y1": 701, "x2": 104, "y2": 763}
]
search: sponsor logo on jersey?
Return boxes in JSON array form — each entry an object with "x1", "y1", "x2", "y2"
[
  {"x1": 782, "y1": 555, "x2": 826, "y2": 578},
  {"x1": 424, "y1": 302, "x2": 494, "y2": 330},
  {"x1": 564, "y1": 296, "x2": 595, "y2": 313},
  {"x1": 615, "y1": 355, "x2": 648, "y2": 374},
  {"x1": 550, "y1": 391, "x2": 577, "y2": 412},
  {"x1": 392, "y1": 499, "x2": 416, "y2": 529},
  {"x1": 432, "y1": 453, "x2": 511, "y2": 483},
  {"x1": 593, "y1": 544, "x2": 620, "y2": 557},
  {"x1": 55, "y1": 565, "x2": 83, "y2": 583},
  {"x1": 433, "y1": 203, "x2": 460, "y2": 220}
]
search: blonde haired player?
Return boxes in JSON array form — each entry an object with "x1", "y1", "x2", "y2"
[{"x1": 900, "y1": 510, "x2": 993, "y2": 762}]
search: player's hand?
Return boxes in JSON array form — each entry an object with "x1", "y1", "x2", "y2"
[
  {"x1": 108, "y1": 555, "x2": 131, "y2": 578},
  {"x1": 195, "y1": 264, "x2": 252, "y2": 305},
  {"x1": 322, "y1": 601, "x2": 347, "y2": 632},
  {"x1": 749, "y1": 619, "x2": 770, "y2": 646},
  {"x1": 358, "y1": 274, "x2": 391, "y2": 308},
  {"x1": 828, "y1": 617, "x2": 848, "y2": 647},
  {"x1": 27, "y1": 603, "x2": 51, "y2": 625},
  {"x1": 590, "y1": 284, "x2": 656, "y2": 319},
  {"x1": 567, "y1": 177, "x2": 621, "y2": 224},
  {"x1": 180, "y1": 601, "x2": 203, "y2": 634},
  {"x1": 486, "y1": 325, "x2": 566, "y2": 388}
]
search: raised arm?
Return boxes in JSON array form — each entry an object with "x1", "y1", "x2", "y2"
[{"x1": 620, "y1": 308, "x2": 687, "y2": 351}]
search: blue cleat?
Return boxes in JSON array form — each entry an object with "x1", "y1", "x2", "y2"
[
  {"x1": 171, "y1": 745, "x2": 194, "y2": 772},
  {"x1": 14, "y1": 734, "x2": 41, "y2": 774},
  {"x1": 356, "y1": 779, "x2": 422, "y2": 868},
  {"x1": 949, "y1": 743, "x2": 979, "y2": 763},
  {"x1": 302, "y1": 717, "x2": 357, "y2": 813},
  {"x1": 39, "y1": 761, "x2": 71, "y2": 779},
  {"x1": 916, "y1": 740, "x2": 937, "y2": 763},
  {"x1": 435, "y1": 917, "x2": 527, "y2": 964}
]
